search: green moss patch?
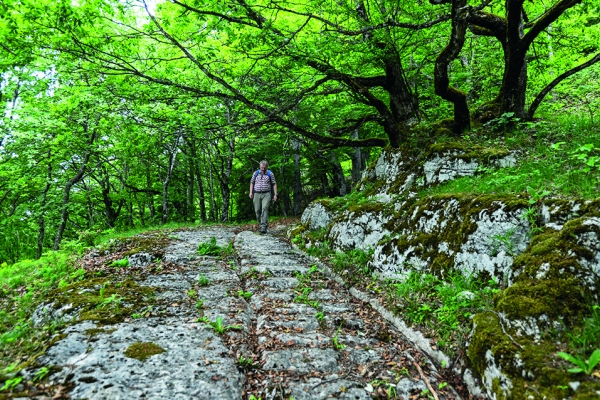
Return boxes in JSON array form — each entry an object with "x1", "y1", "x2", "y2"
[
  {"x1": 468, "y1": 312, "x2": 600, "y2": 399},
  {"x1": 46, "y1": 277, "x2": 156, "y2": 326},
  {"x1": 124, "y1": 342, "x2": 165, "y2": 361}
]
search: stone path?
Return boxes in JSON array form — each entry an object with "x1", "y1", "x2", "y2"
[{"x1": 26, "y1": 226, "x2": 465, "y2": 399}]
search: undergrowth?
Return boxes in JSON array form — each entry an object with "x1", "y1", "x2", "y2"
[
  {"x1": 425, "y1": 115, "x2": 600, "y2": 199},
  {"x1": 386, "y1": 271, "x2": 500, "y2": 355},
  {"x1": 0, "y1": 252, "x2": 84, "y2": 369}
]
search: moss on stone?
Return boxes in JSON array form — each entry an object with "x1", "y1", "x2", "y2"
[
  {"x1": 468, "y1": 312, "x2": 585, "y2": 400},
  {"x1": 121, "y1": 235, "x2": 170, "y2": 258},
  {"x1": 85, "y1": 328, "x2": 116, "y2": 337},
  {"x1": 427, "y1": 142, "x2": 510, "y2": 162},
  {"x1": 497, "y1": 217, "x2": 600, "y2": 323},
  {"x1": 287, "y1": 224, "x2": 307, "y2": 240},
  {"x1": 46, "y1": 276, "x2": 156, "y2": 326},
  {"x1": 124, "y1": 342, "x2": 165, "y2": 361}
]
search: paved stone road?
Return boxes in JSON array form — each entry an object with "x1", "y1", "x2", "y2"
[{"x1": 30, "y1": 227, "x2": 463, "y2": 399}]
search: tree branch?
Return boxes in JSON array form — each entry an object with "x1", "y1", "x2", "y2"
[
  {"x1": 522, "y1": 0, "x2": 582, "y2": 48},
  {"x1": 528, "y1": 51, "x2": 600, "y2": 118}
]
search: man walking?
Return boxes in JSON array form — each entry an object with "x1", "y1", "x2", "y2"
[{"x1": 249, "y1": 160, "x2": 278, "y2": 234}]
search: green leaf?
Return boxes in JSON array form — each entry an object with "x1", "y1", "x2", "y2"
[{"x1": 588, "y1": 349, "x2": 600, "y2": 371}]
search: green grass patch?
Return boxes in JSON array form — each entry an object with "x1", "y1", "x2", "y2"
[
  {"x1": 424, "y1": 115, "x2": 600, "y2": 199},
  {"x1": 386, "y1": 271, "x2": 500, "y2": 355},
  {"x1": 0, "y1": 251, "x2": 84, "y2": 369}
]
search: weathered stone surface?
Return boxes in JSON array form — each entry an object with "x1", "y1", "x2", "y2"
[
  {"x1": 127, "y1": 252, "x2": 154, "y2": 267},
  {"x1": 261, "y1": 348, "x2": 340, "y2": 373},
  {"x1": 287, "y1": 377, "x2": 371, "y2": 400},
  {"x1": 37, "y1": 319, "x2": 244, "y2": 400},
  {"x1": 301, "y1": 202, "x2": 333, "y2": 230},
  {"x1": 328, "y1": 209, "x2": 391, "y2": 251}
]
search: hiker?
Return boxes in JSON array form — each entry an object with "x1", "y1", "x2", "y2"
[{"x1": 249, "y1": 160, "x2": 278, "y2": 234}]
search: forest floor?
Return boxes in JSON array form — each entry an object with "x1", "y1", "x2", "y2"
[{"x1": 5, "y1": 223, "x2": 479, "y2": 400}]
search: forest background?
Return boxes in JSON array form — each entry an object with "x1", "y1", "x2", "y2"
[{"x1": 1, "y1": 0, "x2": 599, "y2": 265}]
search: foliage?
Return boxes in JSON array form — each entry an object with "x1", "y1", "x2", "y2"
[
  {"x1": 425, "y1": 116, "x2": 600, "y2": 199},
  {"x1": 197, "y1": 274, "x2": 210, "y2": 286},
  {"x1": 110, "y1": 258, "x2": 129, "y2": 268},
  {"x1": 0, "y1": 251, "x2": 82, "y2": 368},
  {"x1": 197, "y1": 237, "x2": 222, "y2": 256},
  {"x1": 388, "y1": 271, "x2": 500, "y2": 353},
  {"x1": 197, "y1": 316, "x2": 242, "y2": 335},
  {"x1": 557, "y1": 349, "x2": 600, "y2": 375}
]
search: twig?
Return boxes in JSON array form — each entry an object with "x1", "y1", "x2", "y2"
[
  {"x1": 491, "y1": 311, "x2": 524, "y2": 350},
  {"x1": 412, "y1": 361, "x2": 439, "y2": 400}
]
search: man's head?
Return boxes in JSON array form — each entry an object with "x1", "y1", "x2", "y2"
[{"x1": 259, "y1": 160, "x2": 268, "y2": 172}]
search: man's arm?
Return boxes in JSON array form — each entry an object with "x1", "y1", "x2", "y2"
[
  {"x1": 249, "y1": 182, "x2": 254, "y2": 198},
  {"x1": 272, "y1": 183, "x2": 278, "y2": 202}
]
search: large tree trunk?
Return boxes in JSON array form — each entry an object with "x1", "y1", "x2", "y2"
[
  {"x1": 502, "y1": 0, "x2": 528, "y2": 118},
  {"x1": 434, "y1": 0, "x2": 470, "y2": 133},
  {"x1": 187, "y1": 158, "x2": 195, "y2": 222},
  {"x1": 161, "y1": 133, "x2": 182, "y2": 224},
  {"x1": 208, "y1": 153, "x2": 217, "y2": 222},
  {"x1": 190, "y1": 139, "x2": 207, "y2": 222},
  {"x1": 219, "y1": 137, "x2": 235, "y2": 223}
]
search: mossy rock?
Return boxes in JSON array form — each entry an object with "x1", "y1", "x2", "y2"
[
  {"x1": 124, "y1": 342, "x2": 165, "y2": 361},
  {"x1": 44, "y1": 276, "x2": 156, "y2": 326},
  {"x1": 469, "y1": 312, "x2": 600, "y2": 399},
  {"x1": 427, "y1": 142, "x2": 510, "y2": 162},
  {"x1": 380, "y1": 193, "x2": 529, "y2": 277},
  {"x1": 497, "y1": 217, "x2": 600, "y2": 323}
]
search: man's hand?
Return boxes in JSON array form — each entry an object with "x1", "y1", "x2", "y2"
[{"x1": 249, "y1": 192, "x2": 253, "y2": 199}]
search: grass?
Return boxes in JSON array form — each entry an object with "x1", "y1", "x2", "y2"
[
  {"x1": 387, "y1": 271, "x2": 500, "y2": 353},
  {"x1": 424, "y1": 115, "x2": 600, "y2": 199},
  {"x1": 0, "y1": 251, "x2": 84, "y2": 369}
]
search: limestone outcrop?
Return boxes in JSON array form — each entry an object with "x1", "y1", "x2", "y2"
[{"x1": 291, "y1": 143, "x2": 600, "y2": 399}]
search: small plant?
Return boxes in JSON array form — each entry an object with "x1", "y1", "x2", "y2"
[
  {"x1": 33, "y1": 366, "x2": 50, "y2": 382},
  {"x1": 97, "y1": 293, "x2": 122, "y2": 309},
  {"x1": 197, "y1": 237, "x2": 221, "y2": 256},
  {"x1": 198, "y1": 274, "x2": 210, "y2": 286},
  {"x1": 527, "y1": 186, "x2": 551, "y2": 205},
  {"x1": 557, "y1": 349, "x2": 600, "y2": 374},
  {"x1": 198, "y1": 316, "x2": 242, "y2": 334},
  {"x1": 331, "y1": 324, "x2": 345, "y2": 350},
  {"x1": 490, "y1": 227, "x2": 518, "y2": 256},
  {"x1": 237, "y1": 290, "x2": 252, "y2": 299},
  {"x1": 188, "y1": 289, "x2": 197, "y2": 299},
  {"x1": 132, "y1": 305, "x2": 153, "y2": 319},
  {"x1": 0, "y1": 376, "x2": 22, "y2": 392},
  {"x1": 315, "y1": 311, "x2": 325, "y2": 322},
  {"x1": 110, "y1": 258, "x2": 129, "y2": 268},
  {"x1": 237, "y1": 355, "x2": 258, "y2": 370},
  {"x1": 196, "y1": 299, "x2": 205, "y2": 310},
  {"x1": 521, "y1": 207, "x2": 544, "y2": 236}
]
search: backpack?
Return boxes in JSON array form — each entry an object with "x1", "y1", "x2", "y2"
[{"x1": 253, "y1": 169, "x2": 274, "y2": 189}]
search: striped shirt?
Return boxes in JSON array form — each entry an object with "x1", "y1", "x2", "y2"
[{"x1": 251, "y1": 170, "x2": 276, "y2": 192}]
